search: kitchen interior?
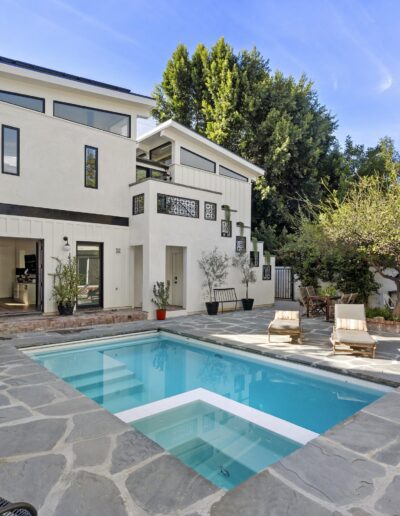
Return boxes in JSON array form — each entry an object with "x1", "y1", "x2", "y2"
[{"x1": 0, "y1": 237, "x2": 39, "y2": 314}]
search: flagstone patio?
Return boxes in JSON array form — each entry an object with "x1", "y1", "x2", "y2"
[{"x1": 0, "y1": 304, "x2": 399, "y2": 515}]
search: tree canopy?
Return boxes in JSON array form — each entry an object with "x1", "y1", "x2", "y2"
[{"x1": 153, "y1": 38, "x2": 338, "y2": 248}]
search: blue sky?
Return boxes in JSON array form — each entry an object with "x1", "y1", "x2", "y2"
[{"x1": 0, "y1": 0, "x2": 398, "y2": 146}]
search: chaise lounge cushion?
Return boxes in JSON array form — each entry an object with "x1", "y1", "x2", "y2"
[
  {"x1": 335, "y1": 329, "x2": 375, "y2": 346},
  {"x1": 275, "y1": 310, "x2": 299, "y2": 320},
  {"x1": 269, "y1": 319, "x2": 299, "y2": 331},
  {"x1": 336, "y1": 318, "x2": 367, "y2": 331}
]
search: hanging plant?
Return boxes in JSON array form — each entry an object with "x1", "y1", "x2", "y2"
[
  {"x1": 222, "y1": 204, "x2": 231, "y2": 222},
  {"x1": 252, "y1": 237, "x2": 258, "y2": 254},
  {"x1": 264, "y1": 251, "x2": 271, "y2": 265},
  {"x1": 237, "y1": 222, "x2": 245, "y2": 237}
]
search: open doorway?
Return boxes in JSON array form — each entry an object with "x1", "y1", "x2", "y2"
[
  {"x1": 0, "y1": 237, "x2": 44, "y2": 315},
  {"x1": 166, "y1": 246, "x2": 185, "y2": 308}
]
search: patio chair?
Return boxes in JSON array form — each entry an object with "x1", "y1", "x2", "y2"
[
  {"x1": 305, "y1": 286, "x2": 325, "y2": 316},
  {"x1": 347, "y1": 293, "x2": 359, "y2": 304},
  {"x1": 0, "y1": 496, "x2": 37, "y2": 516},
  {"x1": 298, "y1": 286, "x2": 309, "y2": 313},
  {"x1": 339, "y1": 293, "x2": 351, "y2": 304},
  {"x1": 330, "y1": 304, "x2": 376, "y2": 358},
  {"x1": 268, "y1": 310, "x2": 302, "y2": 344}
]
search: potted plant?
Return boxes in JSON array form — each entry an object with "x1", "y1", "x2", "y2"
[
  {"x1": 222, "y1": 204, "x2": 231, "y2": 222},
  {"x1": 233, "y1": 251, "x2": 257, "y2": 310},
  {"x1": 198, "y1": 248, "x2": 229, "y2": 315},
  {"x1": 51, "y1": 255, "x2": 80, "y2": 315},
  {"x1": 152, "y1": 281, "x2": 170, "y2": 320}
]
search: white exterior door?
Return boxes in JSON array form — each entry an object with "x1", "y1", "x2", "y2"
[{"x1": 171, "y1": 250, "x2": 183, "y2": 306}]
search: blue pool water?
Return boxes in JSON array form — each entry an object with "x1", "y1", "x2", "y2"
[
  {"x1": 30, "y1": 331, "x2": 385, "y2": 433},
  {"x1": 133, "y1": 401, "x2": 301, "y2": 490}
]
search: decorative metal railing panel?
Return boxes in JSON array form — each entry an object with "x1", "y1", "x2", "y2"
[
  {"x1": 221, "y1": 219, "x2": 232, "y2": 237},
  {"x1": 132, "y1": 194, "x2": 144, "y2": 215},
  {"x1": 204, "y1": 201, "x2": 217, "y2": 221},
  {"x1": 157, "y1": 193, "x2": 199, "y2": 218},
  {"x1": 236, "y1": 236, "x2": 246, "y2": 252}
]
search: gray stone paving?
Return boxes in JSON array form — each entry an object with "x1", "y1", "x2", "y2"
[{"x1": 0, "y1": 304, "x2": 399, "y2": 515}]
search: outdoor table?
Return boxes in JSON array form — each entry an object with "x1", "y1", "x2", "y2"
[{"x1": 306, "y1": 295, "x2": 340, "y2": 321}]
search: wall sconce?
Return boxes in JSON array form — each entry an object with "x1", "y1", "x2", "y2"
[{"x1": 63, "y1": 236, "x2": 71, "y2": 252}]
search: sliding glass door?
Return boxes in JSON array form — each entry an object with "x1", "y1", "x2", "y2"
[{"x1": 76, "y1": 242, "x2": 103, "y2": 308}]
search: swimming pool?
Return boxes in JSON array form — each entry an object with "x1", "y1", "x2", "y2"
[{"x1": 28, "y1": 331, "x2": 389, "y2": 489}]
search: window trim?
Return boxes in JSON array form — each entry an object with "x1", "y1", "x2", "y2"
[
  {"x1": 219, "y1": 164, "x2": 248, "y2": 182},
  {"x1": 53, "y1": 101, "x2": 131, "y2": 138},
  {"x1": 1, "y1": 125, "x2": 20, "y2": 176},
  {"x1": 0, "y1": 89, "x2": 45, "y2": 113},
  {"x1": 149, "y1": 142, "x2": 172, "y2": 163},
  {"x1": 84, "y1": 145, "x2": 98, "y2": 189},
  {"x1": 180, "y1": 147, "x2": 216, "y2": 173},
  {"x1": 76, "y1": 241, "x2": 104, "y2": 309}
]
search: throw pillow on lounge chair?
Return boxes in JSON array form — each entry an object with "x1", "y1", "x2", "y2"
[{"x1": 268, "y1": 310, "x2": 302, "y2": 344}]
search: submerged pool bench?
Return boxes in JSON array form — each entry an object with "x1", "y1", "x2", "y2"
[{"x1": 214, "y1": 288, "x2": 238, "y2": 312}]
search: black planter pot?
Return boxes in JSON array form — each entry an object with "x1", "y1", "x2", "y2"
[
  {"x1": 58, "y1": 302, "x2": 75, "y2": 316},
  {"x1": 241, "y1": 298, "x2": 254, "y2": 311},
  {"x1": 205, "y1": 301, "x2": 219, "y2": 315}
]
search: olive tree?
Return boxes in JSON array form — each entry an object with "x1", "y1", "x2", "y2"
[{"x1": 320, "y1": 175, "x2": 400, "y2": 315}]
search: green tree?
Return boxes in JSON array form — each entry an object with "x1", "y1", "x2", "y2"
[
  {"x1": 153, "y1": 44, "x2": 193, "y2": 127},
  {"x1": 320, "y1": 175, "x2": 400, "y2": 314}
]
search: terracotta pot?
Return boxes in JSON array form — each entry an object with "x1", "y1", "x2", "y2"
[
  {"x1": 205, "y1": 301, "x2": 219, "y2": 315},
  {"x1": 156, "y1": 309, "x2": 167, "y2": 320}
]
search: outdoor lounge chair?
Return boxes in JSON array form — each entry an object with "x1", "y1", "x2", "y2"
[
  {"x1": 268, "y1": 310, "x2": 302, "y2": 344},
  {"x1": 330, "y1": 304, "x2": 376, "y2": 358}
]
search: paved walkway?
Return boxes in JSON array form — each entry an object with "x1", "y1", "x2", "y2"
[{"x1": 0, "y1": 305, "x2": 399, "y2": 515}]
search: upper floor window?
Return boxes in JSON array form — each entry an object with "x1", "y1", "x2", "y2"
[
  {"x1": 150, "y1": 143, "x2": 172, "y2": 165},
  {"x1": 181, "y1": 147, "x2": 216, "y2": 173},
  {"x1": 54, "y1": 101, "x2": 130, "y2": 137},
  {"x1": 85, "y1": 146, "x2": 98, "y2": 188},
  {"x1": 0, "y1": 90, "x2": 45, "y2": 113},
  {"x1": 219, "y1": 165, "x2": 248, "y2": 182},
  {"x1": 2, "y1": 125, "x2": 20, "y2": 176}
]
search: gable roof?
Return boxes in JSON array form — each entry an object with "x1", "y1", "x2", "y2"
[{"x1": 138, "y1": 119, "x2": 265, "y2": 177}]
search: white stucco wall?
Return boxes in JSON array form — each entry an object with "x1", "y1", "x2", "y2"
[
  {"x1": 130, "y1": 179, "x2": 275, "y2": 316},
  {"x1": 0, "y1": 214, "x2": 131, "y2": 313}
]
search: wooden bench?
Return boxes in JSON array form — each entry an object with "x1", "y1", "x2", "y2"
[{"x1": 214, "y1": 288, "x2": 238, "y2": 313}]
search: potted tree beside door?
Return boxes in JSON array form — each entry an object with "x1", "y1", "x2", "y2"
[
  {"x1": 198, "y1": 248, "x2": 229, "y2": 315},
  {"x1": 233, "y1": 251, "x2": 257, "y2": 310},
  {"x1": 152, "y1": 281, "x2": 170, "y2": 320},
  {"x1": 51, "y1": 255, "x2": 80, "y2": 315}
]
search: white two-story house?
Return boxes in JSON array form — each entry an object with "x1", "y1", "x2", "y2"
[{"x1": 0, "y1": 56, "x2": 275, "y2": 317}]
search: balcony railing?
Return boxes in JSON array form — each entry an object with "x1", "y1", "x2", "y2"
[{"x1": 157, "y1": 193, "x2": 199, "y2": 218}]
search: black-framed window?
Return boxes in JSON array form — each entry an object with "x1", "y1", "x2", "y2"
[
  {"x1": 54, "y1": 101, "x2": 130, "y2": 137},
  {"x1": 220, "y1": 165, "x2": 248, "y2": 182},
  {"x1": 181, "y1": 147, "x2": 216, "y2": 173},
  {"x1": 236, "y1": 236, "x2": 246, "y2": 253},
  {"x1": 250, "y1": 251, "x2": 260, "y2": 267},
  {"x1": 136, "y1": 166, "x2": 168, "y2": 183},
  {"x1": 149, "y1": 142, "x2": 172, "y2": 165},
  {"x1": 85, "y1": 146, "x2": 98, "y2": 188},
  {"x1": 0, "y1": 90, "x2": 45, "y2": 113},
  {"x1": 132, "y1": 194, "x2": 145, "y2": 215},
  {"x1": 76, "y1": 242, "x2": 103, "y2": 308},
  {"x1": 204, "y1": 201, "x2": 217, "y2": 221},
  {"x1": 157, "y1": 193, "x2": 199, "y2": 218},
  {"x1": 2, "y1": 125, "x2": 20, "y2": 176},
  {"x1": 221, "y1": 220, "x2": 232, "y2": 237}
]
